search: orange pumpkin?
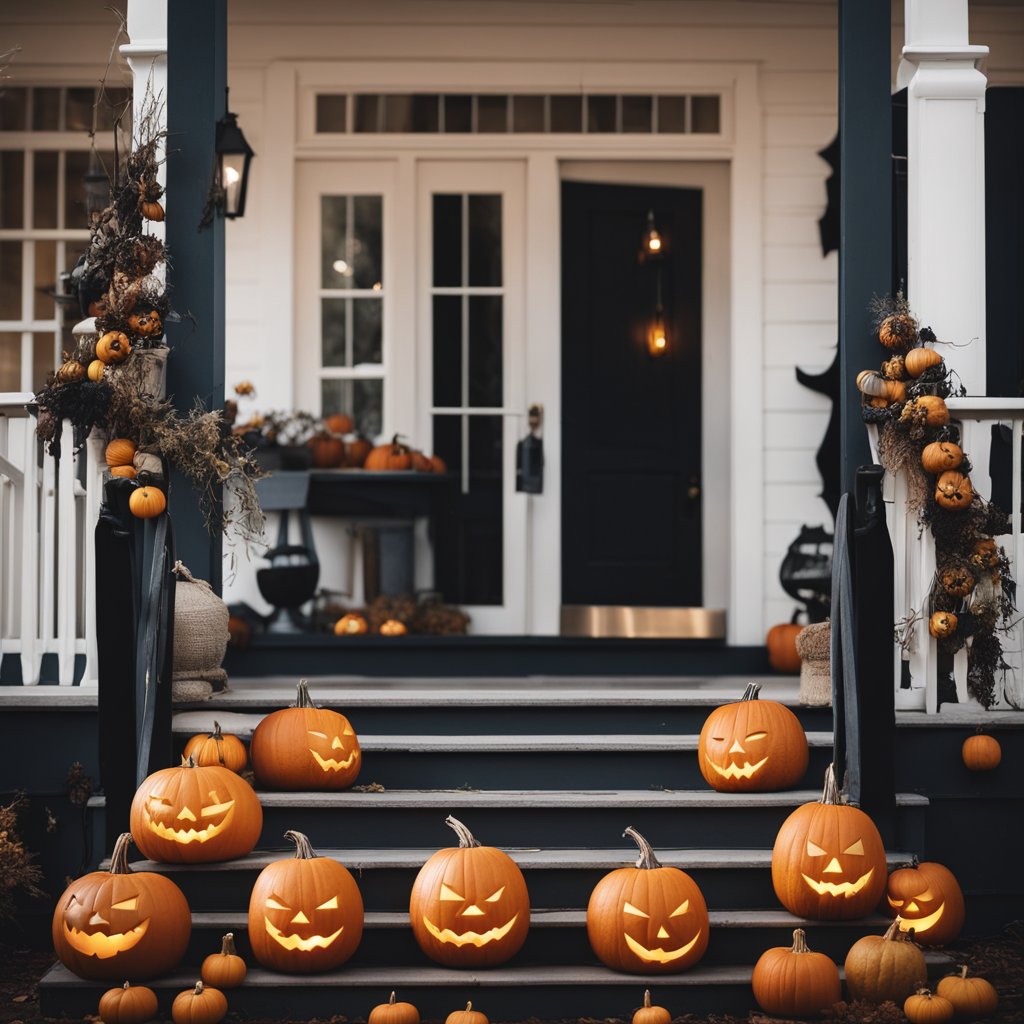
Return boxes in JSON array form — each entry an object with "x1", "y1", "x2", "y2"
[
  {"x1": 410, "y1": 815, "x2": 530, "y2": 968},
  {"x1": 250, "y1": 680, "x2": 361, "y2": 790},
  {"x1": 445, "y1": 1003, "x2": 488, "y2": 1024},
  {"x1": 771, "y1": 764, "x2": 887, "y2": 919},
  {"x1": 936, "y1": 966, "x2": 999, "y2": 1018},
  {"x1": 884, "y1": 861, "x2": 964, "y2": 946},
  {"x1": 308, "y1": 432, "x2": 346, "y2": 468},
  {"x1": 106, "y1": 439, "x2": 137, "y2": 468},
  {"x1": 935, "y1": 472, "x2": 973, "y2": 511},
  {"x1": 928, "y1": 611, "x2": 958, "y2": 639},
  {"x1": 369, "y1": 991, "x2": 421, "y2": 1024},
  {"x1": 129, "y1": 757, "x2": 263, "y2": 864},
  {"x1": 364, "y1": 435, "x2": 412, "y2": 471},
  {"x1": 127, "y1": 310, "x2": 163, "y2": 338},
  {"x1": 183, "y1": 722, "x2": 248, "y2": 773},
  {"x1": 110, "y1": 465, "x2": 138, "y2": 479},
  {"x1": 345, "y1": 436, "x2": 373, "y2": 467},
  {"x1": 334, "y1": 613, "x2": 369, "y2": 636},
  {"x1": 247, "y1": 830, "x2": 364, "y2": 973},
  {"x1": 52, "y1": 832, "x2": 191, "y2": 980},
  {"x1": 325, "y1": 413, "x2": 354, "y2": 435},
  {"x1": 962, "y1": 734, "x2": 1001, "y2": 771},
  {"x1": 129, "y1": 486, "x2": 167, "y2": 519},
  {"x1": 905, "y1": 347, "x2": 943, "y2": 378},
  {"x1": 140, "y1": 201, "x2": 165, "y2": 222},
  {"x1": 698, "y1": 682, "x2": 809, "y2": 792},
  {"x1": 844, "y1": 918, "x2": 928, "y2": 1003},
  {"x1": 752, "y1": 928, "x2": 841, "y2": 1017},
  {"x1": 201, "y1": 932, "x2": 246, "y2": 989},
  {"x1": 379, "y1": 618, "x2": 408, "y2": 636},
  {"x1": 878, "y1": 313, "x2": 917, "y2": 351},
  {"x1": 902, "y1": 395, "x2": 950, "y2": 428},
  {"x1": 410, "y1": 450, "x2": 434, "y2": 472},
  {"x1": 96, "y1": 331, "x2": 132, "y2": 365},
  {"x1": 766, "y1": 621, "x2": 803, "y2": 674},
  {"x1": 171, "y1": 981, "x2": 226, "y2": 1024},
  {"x1": 87, "y1": 359, "x2": 106, "y2": 382},
  {"x1": 586, "y1": 826, "x2": 708, "y2": 974},
  {"x1": 429, "y1": 454, "x2": 448, "y2": 473},
  {"x1": 98, "y1": 981, "x2": 159, "y2": 1024},
  {"x1": 882, "y1": 355, "x2": 906, "y2": 380},
  {"x1": 905, "y1": 989, "x2": 955, "y2": 1024},
  {"x1": 632, "y1": 990, "x2": 671, "y2": 1024},
  {"x1": 921, "y1": 442, "x2": 963, "y2": 474},
  {"x1": 57, "y1": 359, "x2": 86, "y2": 383}
]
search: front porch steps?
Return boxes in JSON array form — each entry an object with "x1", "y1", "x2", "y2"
[{"x1": 40, "y1": 678, "x2": 934, "y2": 1021}]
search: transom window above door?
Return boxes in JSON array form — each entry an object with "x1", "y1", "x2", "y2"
[{"x1": 315, "y1": 93, "x2": 720, "y2": 135}]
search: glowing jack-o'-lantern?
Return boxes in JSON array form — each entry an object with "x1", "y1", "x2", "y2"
[
  {"x1": 587, "y1": 827, "x2": 709, "y2": 974},
  {"x1": 129, "y1": 756, "x2": 262, "y2": 864},
  {"x1": 250, "y1": 679, "x2": 362, "y2": 790},
  {"x1": 771, "y1": 763, "x2": 887, "y2": 919},
  {"x1": 247, "y1": 830, "x2": 364, "y2": 973},
  {"x1": 884, "y1": 861, "x2": 965, "y2": 946},
  {"x1": 698, "y1": 682, "x2": 809, "y2": 792},
  {"x1": 409, "y1": 815, "x2": 530, "y2": 968},
  {"x1": 51, "y1": 832, "x2": 191, "y2": 980}
]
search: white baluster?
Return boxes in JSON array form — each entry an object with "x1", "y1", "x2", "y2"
[
  {"x1": 79, "y1": 432, "x2": 104, "y2": 689},
  {"x1": 56, "y1": 421, "x2": 77, "y2": 684},
  {"x1": 19, "y1": 416, "x2": 40, "y2": 684}
]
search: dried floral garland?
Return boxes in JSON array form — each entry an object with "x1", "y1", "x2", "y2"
[{"x1": 860, "y1": 297, "x2": 1017, "y2": 708}]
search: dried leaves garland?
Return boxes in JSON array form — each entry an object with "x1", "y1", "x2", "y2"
[{"x1": 860, "y1": 298, "x2": 1017, "y2": 708}]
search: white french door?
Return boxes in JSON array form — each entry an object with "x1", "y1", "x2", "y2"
[{"x1": 294, "y1": 158, "x2": 528, "y2": 633}]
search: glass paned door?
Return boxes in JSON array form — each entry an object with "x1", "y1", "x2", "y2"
[{"x1": 417, "y1": 162, "x2": 526, "y2": 633}]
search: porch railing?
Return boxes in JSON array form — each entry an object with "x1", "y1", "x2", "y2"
[
  {"x1": 0, "y1": 394, "x2": 102, "y2": 686},
  {"x1": 871, "y1": 397, "x2": 1024, "y2": 713}
]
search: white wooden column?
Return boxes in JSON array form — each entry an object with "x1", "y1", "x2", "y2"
[{"x1": 901, "y1": 0, "x2": 988, "y2": 394}]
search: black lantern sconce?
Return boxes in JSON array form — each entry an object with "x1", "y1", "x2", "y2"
[{"x1": 202, "y1": 93, "x2": 255, "y2": 226}]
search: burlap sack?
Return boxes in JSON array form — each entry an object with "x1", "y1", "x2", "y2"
[
  {"x1": 172, "y1": 561, "x2": 229, "y2": 699},
  {"x1": 796, "y1": 620, "x2": 831, "y2": 707}
]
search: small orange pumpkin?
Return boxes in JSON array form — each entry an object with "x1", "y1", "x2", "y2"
[
  {"x1": 766, "y1": 621, "x2": 803, "y2": 674},
  {"x1": 921, "y1": 442, "x2": 963, "y2": 474},
  {"x1": 308, "y1": 432, "x2": 346, "y2": 468},
  {"x1": 445, "y1": 1004, "x2": 488, "y2": 1024},
  {"x1": 410, "y1": 450, "x2": 434, "y2": 472},
  {"x1": 379, "y1": 618, "x2": 408, "y2": 636},
  {"x1": 334, "y1": 613, "x2": 369, "y2": 636},
  {"x1": 87, "y1": 359, "x2": 106, "y2": 382},
  {"x1": 902, "y1": 395, "x2": 950, "y2": 428},
  {"x1": 935, "y1": 472, "x2": 973, "y2": 511},
  {"x1": 325, "y1": 413, "x2": 354, "y2": 435},
  {"x1": 98, "y1": 982, "x2": 159, "y2": 1024},
  {"x1": 129, "y1": 486, "x2": 167, "y2": 519},
  {"x1": 201, "y1": 932, "x2": 246, "y2": 989},
  {"x1": 962, "y1": 733, "x2": 1001, "y2": 771},
  {"x1": 936, "y1": 965, "x2": 999, "y2": 1018},
  {"x1": 183, "y1": 721, "x2": 248, "y2": 773},
  {"x1": 905, "y1": 347, "x2": 943, "y2": 378},
  {"x1": 752, "y1": 928, "x2": 841, "y2": 1017},
  {"x1": 141, "y1": 200, "x2": 165, "y2": 222},
  {"x1": 905, "y1": 989, "x2": 955, "y2": 1024},
  {"x1": 928, "y1": 611, "x2": 957, "y2": 639},
  {"x1": 171, "y1": 981, "x2": 226, "y2": 1024},
  {"x1": 57, "y1": 359, "x2": 86, "y2": 383},
  {"x1": 364, "y1": 435, "x2": 413, "y2": 472},
  {"x1": 856, "y1": 370, "x2": 889, "y2": 398},
  {"x1": 879, "y1": 313, "x2": 917, "y2": 351},
  {"x1": 106, "y1": 439, "x2": 138, "y2": 468},
  {"x1": 632, "y1": 990, "x2": 671, "y2": 1024},
  {"x1": 96, "y1": 331, "x2": 132, "y2": 365},
  {"x1": 110, "y1": 465, "x2": 138, "y2": 479},
  {"x1": 368, "y1": 991, "x2": 421, "y2": 1024},
  {"x1": 127, "y1": 310, "x2": 163, "y2": 338},
  {"x1": 345, "y1": 436, "x2": 372, "y2": 467}
]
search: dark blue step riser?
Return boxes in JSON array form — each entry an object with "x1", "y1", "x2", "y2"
[
  {"x1": 149, "y1": 865, "x2": 788, "y2": 914},
  {"x1": 256, "y1": 804, "x2": 926, "y2": 853},
  {"x1": 170, "y1": 743, "x2": 835, "y2": 791},
  {"x1": 184, "y1": 920, "x2": 887, "y2": 968}
]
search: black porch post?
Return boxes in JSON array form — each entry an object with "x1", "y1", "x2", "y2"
[
  {"x1": 165, "y1": 0, "x2": 227, "y2": 592},
  {"x1": 838, "y1": 0, "x2": 891, "y2": 492}
]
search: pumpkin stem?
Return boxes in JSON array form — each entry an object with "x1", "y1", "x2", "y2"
[
  {"x1": 193, "y1": 981, "x2": 204, "y2": 995},
  {"x1": 122, "y1": 982, "x2": 131, "y2": 990},
  {"x1": 740, "y1": 682, "x2": 762, "y2": 702},
  {"x1": 624, "y1": 826, "x2": 662, "y2": 870},
  {"x1": 958, "y1": 965, "x2": 969, "y2": 979},
  {"x1": 220, "y1": 933, "x2": 237, "y2": 956},
  {"x1": 820, "y1": 763, "x2": 842, "y2": 805},
  {"x1": 213, "y1": 721, "x2": 224, "y2": 740},
  {"x1": 294, "y1": 679, "x2": 318, "y2": 708},
  {"x1": 284, "y1": 830, "x2": 319, "y2": 859},
  {"x1": 643, "y1": 990, "x2": 652, "y2": 1008},
  {"x1": 109, "y1": 832, "x2": 135, "y2": 874},
  {"x1": 465, "y1": 1003, "x2": 473, "y2": 1012},
  {"x1": 883, "y1": 917, "x2": 911, "y2": 942},
  {"x1": 445, "y1": 815, "x2": 481, "y2": 848},
  {"x1": 388, "y1": 992, "x2": 396, "y2": 1004}
]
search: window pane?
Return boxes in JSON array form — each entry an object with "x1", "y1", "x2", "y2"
[
  {"x1": 97, "y1": 88, "x2": 131, "y2": 133},
  {"x1": 587, "y1": 95, "x2": 616, "y2": 133},
  {"x1": 657, "y1": 96, "x2": 687, "y2": 133},
  {"x1": 443, "y1": 95, "x2": 472, "y2": 133},
  {"x1": 352, "y1": 195, "x2": 382, "y2": 288},
  {"x1": 321, "y1": 195, "x2": 349, "y2": 288},
  {"x1": 0, "y1": 333, "x2": 20, "y2": 390},
  {"x1": 512, "y1": 95, "x2": 544, "y2": 132},
  {"x1": 32, "y1": 88, "x2": 61, "y2": 130},
  {"x1": 622, "y1": 95, "x2": 652, "y2": 133},
  {"x1": 316, "y1": 94, "x2": 347, "y2": 133},
  {"x1": 0, "y1": 151, "x2": 24, "y2": 229},
  {"x1": 65, "y1": 88, "x2": 94, "y2": 131},
  {"x1": 354, "y1": 94, "x2": 380, "y2": 132},
  {"x1": 383, "y1": 94, "x2": 412, "y2": 132},
  {"x1": 432, "y1": 295, "x2": 462, "y2": 408},
  {"x1": 322, "y1": 378, "x2": 383, "y2": 438},
  {"x1": 32, "y1": 151, "x2": 58, "y2": 229},
  {"x1": 692, "y1": 95, "x2": 721, "y2": 133},
  {"x1": 64, "y1": 149, "x2": 91, "y2": 229},
  {"x1": 353, "y1": 298, "x2": 383, "y2": 364},
  {"x1": 550, "y1": 95, "x2": 582, "y2": 133},
  {"x1": 34, "y1": 240, "x2": 58, "y2": 320},
  {"x1": 321, "y1": 298, "x2": 348, "y2": 367},
  {"x1": 410, "y1": 94, "x2": 440, "y2": 132},
  {"x1": 477, "y1": 95, "x2": 508, "y2": 133},
  {"x1": 432, "y1": 193, "x2": 462, "y2": 287},
  {"x1": 468, "y1": 194, "x2": 501, "y2": 287},
  {"x1": 469, "y1": 295, "x2": 502, "y2": 407},
  {"x1": 0, "y1": 242, "x2": 22, "y2": 319},
  {"x1": 34, "y1": 332, "x2": 58, "y2": 387},
  {"x1": 0, "y1": 88, "x2": 26, "y2": 131}
]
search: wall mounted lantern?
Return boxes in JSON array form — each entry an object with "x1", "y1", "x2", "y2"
[
  {"x1": 641, "y1": 209, "x2": 668, "y2": 357},
  {"x1": 215, "y1": 108, "x2": 254, "y2": 218}
]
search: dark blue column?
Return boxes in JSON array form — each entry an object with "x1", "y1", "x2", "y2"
[
  {"x1": 838, "y1": 0, "x2": 891, "y2": 493},
  {"x1": 165, "y1": 0, "x2": 227, "y2": 592}
]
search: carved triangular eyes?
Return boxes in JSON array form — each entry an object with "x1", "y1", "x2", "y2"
[
  {"x1": 316, "y1": 896, "x2": 339, "y2": 909},
  {"x1": 746, "y1": 731, "x2": 767, "y2": 741},
  {"x1": 624, "y1": 902, "x2": 650, "y2": 918},
  {"x1": 266, "y1": 896, "x2": 289, "y2": 910},
  {"x1": 343, "y1": 724, "x2": 355, "y2": 736},
  {"x1": 308, "y1": 730, "x2": 328, "y2": 739},
  {"x1": 111, "y1": 897, "x2": 138, "y2": 911},
  {"x1": 807, "y1": 840, "x2": 828, "y2": 856},
  {"x1": 485, "y1": 886, "x2": 505, "y2": 903},
  {"x1": 844, "y1": 839, "x2": 865, "y2": 855},
  {"x1": 670, "y1": 900, "x2": 690, "y2": 917},
  {"x1": 440, "y1": 883, "x2": 463, "y2": 901}
]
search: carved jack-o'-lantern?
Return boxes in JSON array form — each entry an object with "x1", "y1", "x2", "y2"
[
  {"x1": 129, "y1": 757, "x2": 262, "y2": 863},
  {"x1": 51, "y1": 833, "x2": 191, "y2": 979},
  {"x1": 940, "y1": 563, "x2": 975, "y2": 599},
  {"x1": 250, "y1": 680, "x2": 362, "y2": 790},
  {"x1": 247, "y1": 830, "x2": 364, "y2": 973},
  {"x1": 127, "y1": 310, "x2": 163, "y2": 339},
  {"x1": 587, "y1": 827, "x2": 709, "y2": 974},
  {"x1": 771, "y1": 764, "x2": 887, "y2": 919},
  {"x1": 935, "y1": 472, "x2": 974, "y2": 511},
  {"x1": 928, "y1": 611, "x2": 958, "y2": 640},
  {"x1": 698, "y1": 682, "x2": 809, "y2": 792},
  {"x1": 409, "y1": 816, "x2": 530, "y2": 968},
  {"x1": 884, "y1": 861, "x2": 965, "y2": 946}
]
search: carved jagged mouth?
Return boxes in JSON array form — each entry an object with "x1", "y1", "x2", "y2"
[
  {"x1": 709, "y1": 757, "x2": 768, "y2": 780},
  {"x1": 145, "y1": 805, "x2": 234, "y2": 843},
  {"x1": 309, "y1": 749, "x2": 358, "y2": 772},
  {"x1": 265, "y1": 918, "x2": 344, "y2": 951},
  {"x1": 422, "y1": 913, "x2": 519, "y2": 947},
  {"x1": 63, "y1": 919, "x2": 150, "y2": 959},
  {"x1": 624, "y1": 928, "x2": 703, "y2": 963},
  {"x1": 890, "y1": 900, "x2": 946, "y2": 934},
  {"x1": 802, "y1": 868, "x2": 875, "y2": 898}
]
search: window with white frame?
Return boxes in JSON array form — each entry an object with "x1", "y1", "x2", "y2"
[{"x1": 0, "y1": 85, "x2": 129, "y2": 393}]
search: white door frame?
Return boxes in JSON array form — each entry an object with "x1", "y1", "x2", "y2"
[{"x1": 258, "y1": 58, "x2": 763, "y2": 642}]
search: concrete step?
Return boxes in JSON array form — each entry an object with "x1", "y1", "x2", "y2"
[
  {"x1": 241, "y1": 787, "x2": 927, "y2": 852},
  {"x1": 183, "y1": 908, "x2": 895, "y2": 968},
  {"x1": 170, "y1": 720, "x2": 836, "y2": 790},
  {"x1": 175, "y1": 676, "x2": 834, "y2": 734},
  {"x1": 121, "y1": 847, "x2": 919, "y2": 915}
]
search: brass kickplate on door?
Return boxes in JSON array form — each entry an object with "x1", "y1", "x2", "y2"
[{"x1": 559, "y1": 605, "x2": 726, "y2": 639}]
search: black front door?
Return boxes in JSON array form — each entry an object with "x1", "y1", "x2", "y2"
[{"x1": 561, "y1": 181, "x2": 703, "y2": 607}]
